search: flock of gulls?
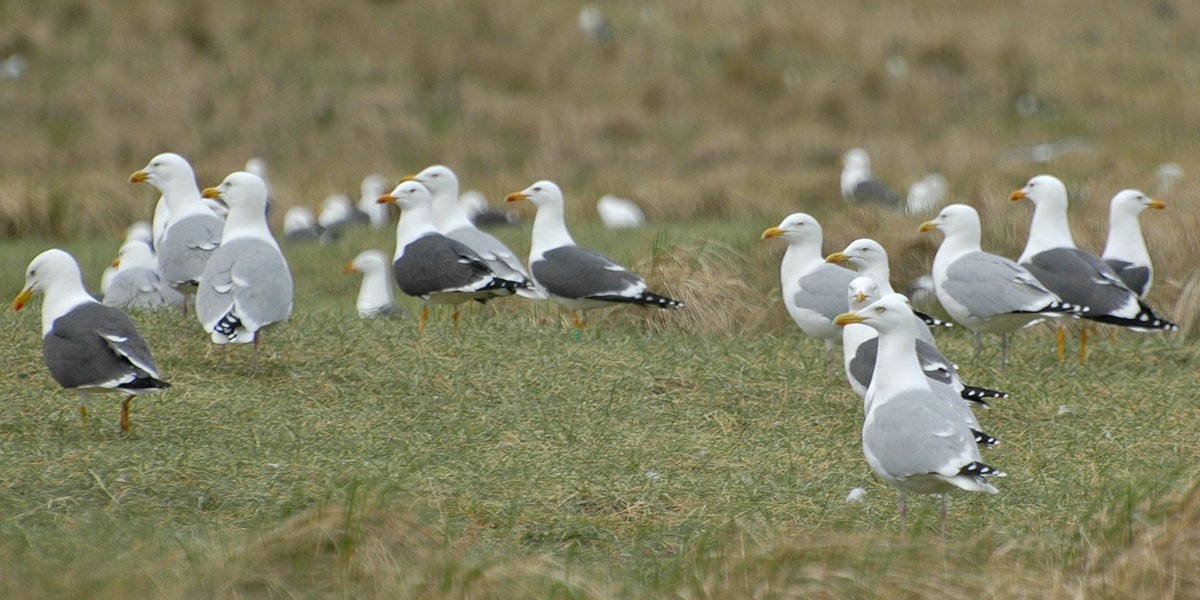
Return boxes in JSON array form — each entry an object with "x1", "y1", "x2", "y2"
[{"x1": 11, "y1": 146, "x2": 1179, "y2": 532}]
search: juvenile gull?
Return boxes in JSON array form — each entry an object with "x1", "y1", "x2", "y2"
[
  {"x1": 1101, "y1": 189, "x2": 1165, "y2": 299},
  {"x1": 841, "y1": 278, "x2": 1005, "y2": 417},
  {"x1": 919, "y1": 204, "x2": 1083, "y2": 368},
  {"x1": 1011, "y1": 175, "x2": 1176, "y2": 363},
  {"x1": 130, "y1": 153, "x2": 224, "y2": 304},
  {"x1": 342, "y1": 249, "x2": 397, "y2": 318},
  {"x1": 761, "y1": 213, "x2": 856, "y2": 373},
  {"x1": 380, "y1": 180, "x2": 529, "y2": 333},
  {"x1": 13, "y1": 249, "x2": 170, "y2": 432},
  {"x1": 197, "y1": 172, "x2": 293, "y2": 359},
  {"x1": 835, "y1": 294, "x2": 1004, "y2": 534},
  {"x1": 405, "y1": 165, "x2": 539, "y2": 298},
  {"x1": 841, "y1": 148, "x2": 900, "y2": 206},
  {"x1": 506, "y1": 180, "x2": 683, "y2": 330},
  {"x1": 103, "y1": 240, "x2": 185, "y2": 310}
]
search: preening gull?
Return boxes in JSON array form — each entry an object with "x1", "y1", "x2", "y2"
[
  {"x1": 1101, "y1": 189, "x2": 1165, "y2": 299},
  {"x1": 103, "y1": 240, "x2": 185, "y2": 310},
  {"x1": 919, "y1": 204, "x2": 1083, "y2": 368},
  {"x1": 379, "y1": 180, "x2": 529, "y2": 333},
  {"x1": 826, "y1": 237, "x2": 952, "y2": 336},
  {"x1": 342, "y1": 249, "x2": 397, "y2": 318},
  {"x1": 13, "y1": 249, "x2": 170, "y2": 432},
  {"x1": 404, "y1": 165, "x2": 539, "y2": 298},
  {"x1": 841, "y1": 148, "x2": 900, "y2": 206},
  {"x1": 197, "y1": 172, "x2": 294, "y2": 359},
  {"x1": 1011, "y1": 175, "x2": 1176, "y2": 363},
  {"x1": 841, "y1": 277, "x2": 1006, "y2": 409},
  {"x1": 130, "y1": 153, "x2": 224, "y2": 304},
  {"x1": 506, "y1": 180, "x2": 683, "y2": 330},
  {"x1": 761, "y1": 213, "x2": 856, "y2": 373},
  {"x1": 596, "y1": 194, "x2": 646, "y2": 229},
  {"x1": 834, "y1": 294, "x2": 1004, "y2": 534},
  {"x1": 358, "y1": 174, "x2": 392, "y2": 229}
]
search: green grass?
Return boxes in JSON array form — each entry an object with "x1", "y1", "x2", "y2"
[{"x1": 2, "y1": 224, "x2": 1199, "y2": 598}]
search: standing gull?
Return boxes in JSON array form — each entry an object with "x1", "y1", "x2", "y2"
[
  {"x1": 761, "y1": 213, "x2": 856, "y2": 373},
  {"x1": 841, "y1": 277, "x2": 1007, "y2": 408},
  {"x1": 130, "y1": 153, "x2": 224, "y2": 306},
  {"x1": 13, "y1": 249, "x2": 171, "y2": 432},
  {"x1": 103, "y1": 240, "x2": 186, "y2": 310},
  {"x1": 835, "y1": 294, "x2": 1004, "y2": 533},
  {"x1": 1011, "y1": 175, "x2": 1176, "y2": 363},
  {"x1": 197, "y1": 172, "x2": 294, "y2": 360},
  {"x1": 826, "y1": 237, "x2": 952, "y2": 335},
  {"x1": 358, "y1": 173, "x2": 392, "y2": 229},
  {"x1": 1101, "y1": 189, "x2": 1165, "y2": 299},
  {"x1": 919, "y1": 204, "x2": 1083, "y2": 367},
  {"x1": 405, "y1": 165, "x2": 539, "y2": 298},
  {"x1": 342, "y1": 249, "x2": 397, "y2": 318},
  {"x1": 379, "y1": 180, "x2": 529, "y2": 333},
  {"x1": 505, "y1": 180, "x2": 683, "y2": 330}
]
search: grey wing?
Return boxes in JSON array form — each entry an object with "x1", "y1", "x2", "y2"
[
  {"x1": 864, "y1": 392, "x2": 979, "y2": 479},
  {"x1": 44, "y1": 303, "x2": 160, "y2": 388},
  {"x1": 533, "y1": 246, "x2": 643, "y2": 299},
  {"x1": 851, "y1": 179, "x2": 900, "y2": 205},
  {"x1": 794, "y1": 265, "x2": 857, "y2": 321},
  {"x1": 849, "y1": 338, "x2": 877, "y2": 390},
  {"x1": 393, "y1": 235, "x2": 496, "y2": 297},
  {"x1": 446, "y1": 226, "x2": 531, "y2": 281},
  {"x1": 943, "y1": 252, "x2": 1057, "y2": 318},
  {"x1": 158, "y1": 214, "x2": 224, "y2": 286},
  {"x1": 104, "y1": 268, "x2": 184, "y2": 309},
  {"x1": 915, "y1": 339, "x2": 957, "y2": 387},
  {"x1": 1103, "y1": 259, "x2": 1150, "y2": 298},
  {"x1": 1024, "y1": 248, "x2": 1131, "y2": 315},
  {"x1": 197, "y1": 240, "x2": 293, "y2": 331}
]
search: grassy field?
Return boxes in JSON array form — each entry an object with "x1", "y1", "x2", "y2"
[
  {"x1": 3, "y1": 222, "x2": 1200, "y2": 598},
  {"x1": 4, "y1": 0, "x2": 1200, "y2": 597}
]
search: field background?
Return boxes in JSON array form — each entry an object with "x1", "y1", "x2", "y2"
[{"x1": 2, "y1": 1, "x2": 1200, "y2": 598}]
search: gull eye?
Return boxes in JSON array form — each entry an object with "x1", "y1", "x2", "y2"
[{"x1": 875, "y1": 306, "x2": 886, "y2": 314}]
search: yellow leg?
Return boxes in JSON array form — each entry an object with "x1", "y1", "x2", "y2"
[
  {"x1": 419, "y1": 305, "x2": 428, "y2": 335},
  {"x1": 79, "y1": 404, "x2": 89, "y2": 433},
  {"x1": 572, "y1": 311, "x2": 588, "y2": 331},
  {"x1": 1079, "y1": 326, "x2": 1089, "y2": 365},
  {"x1": 452, "y1": 307, "x2": 460, "y2": 336},
  {"x1": 1056, "y1": 327, "x2": 1066, "y2": 363},
  {"x1": 120, "y1": 396, "x2": 132, "y2": 433}
]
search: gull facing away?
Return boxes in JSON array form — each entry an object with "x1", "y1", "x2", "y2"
[
  {"x1": 130, "y1": 153, "x2": 224, "y2": 309},
  {"x1": 841, "y1": 148, "x2": 900, "y2": 206},
  {"x1": 404, "y1": 165, "x2": 540, "y2": 299},
  {"x1": 1101, "y1": 189, "x2": 1166, "y2": 299},
  {"x1": 342, "y1": 249, "x2": 397, "y2": 318},
  {"x1": 1011, "y1": 175, "x2": 1176, "y2": 364},
  {"x1": 505, "y1": 180, "x2": 684, "y2": 331},
  {"x1": 835, "y1": 294, "x2": 1005, "y2": 534},
  {"x1": 197, "y1": 172, "x2": 294, "y2": 361},
  {"x1": 13, "y1": 249, "x2": 171, "y2": 433},
  {"x1": 919, "y1": 204, "x2": 1084, "y2": 368},
  {"x1": 380, "y1": 180, "x2": 530, "y2": 334},
  {"x1": 761, "y1": 213, "x2": 856, "y2": 374}
]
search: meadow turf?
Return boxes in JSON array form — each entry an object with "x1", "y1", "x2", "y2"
[
  {"x1": 3, "y1": 221, "x2": 1199, "y2": 598},
  {"x1": 4, "y1": 0, "x2": 1200, "y2": 597}
]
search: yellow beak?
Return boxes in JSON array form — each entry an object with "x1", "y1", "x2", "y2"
[
  {"x1": 1010, "y1": 190, "x2": 1027, "y2": 201},
  {"x1": 918, "y1": 221, "x2": 937, "y2": 233},
  {"x1": 854, "y1": 292, "x2": 867, "y2": 304},
  {"x1": 1149, "y1": 199, "x2": 1166, "y2": 210},
  {"x1": 826, "y1": 251, "x2": 849, "y2": 264},
  {"x1": 833, "y1": 311, "x2": 865, "y2": 326},
  {"x1": 12, "y1": 288, "x2": 33, "y2": 312},
  {"x1": 505, "y1": 192, "x2": 528, "y2": 203},
  {"x1": 761, "y1": 226, "x2": 784, "y2": 240},
  {"x1": 129, "y1": 170, "x2": 149, "y2": 183},
  {"x1": 377, "y1": 193, "x2": 397, "y2": 204},
  {"x1": 201, "y1": 187, "x2": 221, "y2": 199},
  {"x1": 341, "y1": 263, "x2": 357, "y2": 274}
]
